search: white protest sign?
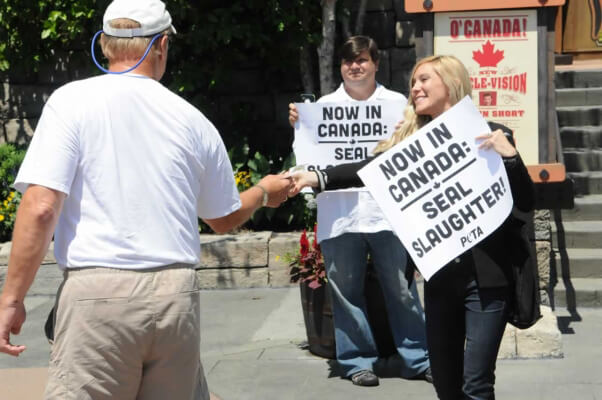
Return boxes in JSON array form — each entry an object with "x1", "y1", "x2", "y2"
[
  {"x1": 293, "y1": 100, "x2": 406, "y2": 172},
  {"x1": 357, "y1": 96, "x2": 514, "y2": 281}
]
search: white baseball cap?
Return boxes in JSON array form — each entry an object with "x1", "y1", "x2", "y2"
[{"x1": 103, "y1": 0, "x2": 177, "y2": 38}]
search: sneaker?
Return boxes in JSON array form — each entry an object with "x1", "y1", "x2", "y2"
[
  {"x1": 413, "y1": 367, "x2": 433, "y2": 384},
  {"x1": 350, "y1": 370, "x2": 379, "y2": 386}
]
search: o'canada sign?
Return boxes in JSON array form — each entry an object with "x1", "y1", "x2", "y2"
[{"x1": 434, "y1": 9, "x2": 539, "y2": 165}]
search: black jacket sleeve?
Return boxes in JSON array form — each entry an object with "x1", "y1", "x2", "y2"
[
  {"x1": 322, "y1": 157, "x2": 374, "y2": 190},
  {"x1": 505, "y1": 153, "x2": 535, "y2": 212}
]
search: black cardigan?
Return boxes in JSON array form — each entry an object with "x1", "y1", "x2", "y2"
[{"x1": 320, "y1": 121, "x2": 535, "y2": 288}]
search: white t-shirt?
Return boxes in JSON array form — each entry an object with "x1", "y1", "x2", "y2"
[
  {"x1": 315, "y1": 83, "x2": 406, "y2": 243},
  {"x1": 15, "y1": 73, "x2": 241, "y2": 269}
]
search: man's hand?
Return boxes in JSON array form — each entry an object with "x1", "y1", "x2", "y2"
[
  {"x1": 288, "y1": 103, "x2": 299, "y2": 128},
  {"x1": 257, "y1": 173, "x2": 294, "y2": 207},
  {"x1": 476, "y1": 129, "x2": 517, "y2": 158},
  {"x1": 203, "y1": 174, "x2": 292, "y2": 233},
  {"x1": 0, "y1": 298, "x2": 26, "y2": 356}
]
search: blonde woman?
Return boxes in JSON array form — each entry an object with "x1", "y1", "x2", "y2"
[{"x1": 290, "y1": 55, "x2": 535, "y2": 400}]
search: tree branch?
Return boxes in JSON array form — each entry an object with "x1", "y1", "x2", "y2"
[
  {"x1": 317, "y1": 0, "x2": 337, "y2": 96},
  {"x1": 354, "y1": 0, "x2": 368, "y2": 35}
]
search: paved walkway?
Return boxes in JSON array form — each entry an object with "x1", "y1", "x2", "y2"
[{"x1": 0, "y1": 285, "x2": 601, "y2": 399}]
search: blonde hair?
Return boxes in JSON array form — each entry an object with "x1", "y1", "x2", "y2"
[
  {"x1": 99, "y1": 18, "x2": 169, "y2": 63},
  {"x1": 373, "y1": 54, "x2": 472, "y2": 154}
]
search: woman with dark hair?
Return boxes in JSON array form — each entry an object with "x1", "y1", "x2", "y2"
[{"x1": 290, "y1": 54, "x2": 535, "y2": 400}]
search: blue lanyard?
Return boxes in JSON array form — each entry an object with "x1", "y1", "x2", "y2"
[{"x1": 90, "y1": 30, "x2": 163, "y2": 74}]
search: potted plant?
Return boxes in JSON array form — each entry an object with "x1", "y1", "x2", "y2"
[{"x1": 288, "y1": 225, "x2": 335, "y2": 359}]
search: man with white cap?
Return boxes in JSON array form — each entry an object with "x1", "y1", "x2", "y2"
[{"x1": 0, "y1": 0, "x2": 291, "y2": 398}]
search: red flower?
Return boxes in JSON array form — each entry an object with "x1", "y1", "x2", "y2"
[
  {"x1": 299, "y1": 229, "x2": 309, "y2": 258},
  {"x1": 289, "y1": 225, "x2": 327, "y2": 289}
]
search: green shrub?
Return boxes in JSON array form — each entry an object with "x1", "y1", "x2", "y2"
[{"x1": 0, "y1": 144, "x2": 26, "y2": 242}]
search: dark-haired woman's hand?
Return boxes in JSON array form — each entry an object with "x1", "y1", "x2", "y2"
[{"x1": 288, "y1": 103, "x2": 299, "y2": 128}]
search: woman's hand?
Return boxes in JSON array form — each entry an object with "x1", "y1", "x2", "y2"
[
  {"x1": 288, "y1": 103, "x2": 299, "y2": 128},
  {"x1": 476, "y1": 129, "x2": 517, "y2": 158},
  {"x1": 287, "y1": 171, "x2": 319, "y2": 197}
]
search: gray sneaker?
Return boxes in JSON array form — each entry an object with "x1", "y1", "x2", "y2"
[
  {"x1": 413, "y1": 367, "x2": 433, "y2": 384},
  {"x1": 350, "y1": 370, "x2": 379, "y2": 386}
]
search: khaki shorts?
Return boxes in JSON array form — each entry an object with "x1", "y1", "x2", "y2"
[{"x1": 44, "y1": 265, "x2": 209, "y2": 400}]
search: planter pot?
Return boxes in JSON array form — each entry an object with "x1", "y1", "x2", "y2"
[
  {"x1": 299, "y1": 281, "x2": 336, "y2": 359},
  {"x1": 298, "y1": 265, "x2": 396, "y2": 359}
]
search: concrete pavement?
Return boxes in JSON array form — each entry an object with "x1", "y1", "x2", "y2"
[{"x1": 1, "y1": 283, "x2": 601, "y2": 399}]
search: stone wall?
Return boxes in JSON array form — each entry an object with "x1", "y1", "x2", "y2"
[
  {"x1": 1, "y1": 50, "x2": 93, "y2": 145},
  {"x1": 197, "y1": 232, "x2": 300, "y2": 289},
  {"x1": 534, "y1": 210, "x2": 552, "y2": 305},
  {"x1": 0, "y1": 234, "x2": 563, "y2": 359}
]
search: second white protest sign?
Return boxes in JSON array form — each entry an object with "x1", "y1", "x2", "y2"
[{"x1": 293, "y1": 100, "x2": 406, "y2": 172}]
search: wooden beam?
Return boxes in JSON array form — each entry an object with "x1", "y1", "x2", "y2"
[
  {"x1": 537, "y1": 8, "x2": 549, "y2": 164},
  {"x1": 546, "y1": 7, "x2": 559, "y2": 163},
  {"x1": 405, "y1": 0, "x2": 566, "y2": 13},
  {"x1": 527, "y1": 163, "x2": 566, "y2": 183},
  {"x1": 415, "y1": 13, "x2": 434, "y2": 59}
]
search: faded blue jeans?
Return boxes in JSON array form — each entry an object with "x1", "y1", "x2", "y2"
[{"x1": 320, "y1": 231, "x2": 430, "y2": 378}]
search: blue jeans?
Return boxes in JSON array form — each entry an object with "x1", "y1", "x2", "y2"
[
  {"x1": 320, "y1": 231, "x2": 430, "y2": 378},
  {"x1": 424, "y1": 261, "x2": 509, "y2": 400}
]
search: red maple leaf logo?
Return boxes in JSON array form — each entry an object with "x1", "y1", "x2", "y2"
[{"x1": 472, "y1": 41, "x2": 504, "y2": 68}]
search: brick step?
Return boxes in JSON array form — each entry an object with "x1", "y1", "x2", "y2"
[
  {"x1": 563, "y1": 148, "x2": 602, "y2": 172},
  {"x1": 551, "y1": 220, "x2": 602, "y2": 249},
  {"x1": 557, "y1": 105, "x2": 602, "y2": 127},
  {"x1": 561, "y1": 194, "x2": 602, "y2": 221},
  {"x1": 553, "y1": 277, "x2": 602, "y2": 308},
  {"x1": 555, "y1": 69, "x2": 602, "y2": 89},
  {"x1": 568, "y1": 171, "x2": 602, "y2": 195},
  {"x1": 556, "y1": 87, "x2": 602, "y2": 107},
  {"x1": 553, "y1": 248, "x2": 602, "y2": 278},
  {"x1": 560, "y1": 126, "x2": 602, "y2": 149}
]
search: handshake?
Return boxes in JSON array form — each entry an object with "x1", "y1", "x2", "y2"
[{"x1": 255, "y1": 168, "x2": 319, "y2": 208}]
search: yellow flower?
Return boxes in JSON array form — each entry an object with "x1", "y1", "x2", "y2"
[
  {"x1": 2, "y1": 200, "x2": 7, "y2": 207},
  {"x1": 234, "y1": 171, "x2": 252, "y2": 189},
  {"x1": 0, "y1": 215, "x2": 4, "y2": 222},
  {"x1": 275, "y1": 255, "x2": 281, "y2": 261}
]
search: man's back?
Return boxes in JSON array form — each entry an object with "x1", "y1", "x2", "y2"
[{"x1": 16, "y1": 73, "x2": 240, "y2": 269}]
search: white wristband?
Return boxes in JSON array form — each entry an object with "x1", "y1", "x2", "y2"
[{"x1": 255, "y1": 184, "x2": 268, "y2": 207}]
